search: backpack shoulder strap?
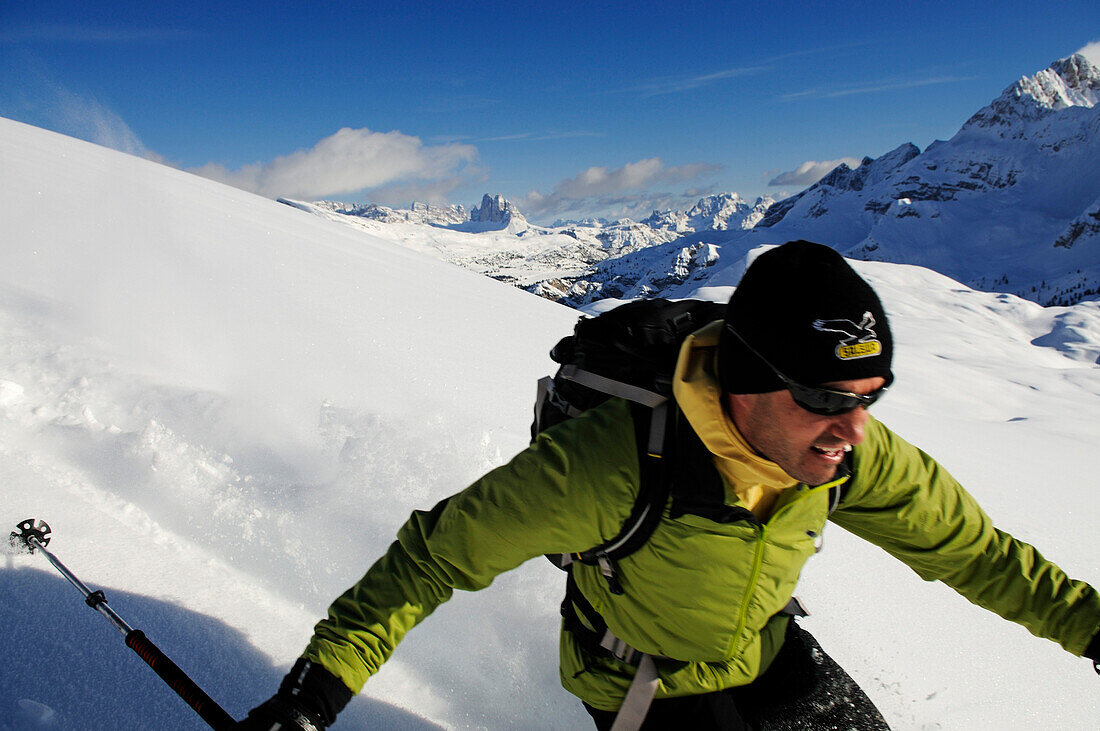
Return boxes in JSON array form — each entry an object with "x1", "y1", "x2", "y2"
[
  {"x1": 667, "y1": 408, "x2": 731, "y2": 521},
  {"x1": 554, "y1": 400, "x2": 673, "y2": 594}
]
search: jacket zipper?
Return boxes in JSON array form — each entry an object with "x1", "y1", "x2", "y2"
[
  {"x1": 731, "y1": 517, "x2": 767, "y2": 655},
  {"x1": 729, "y1": 474, "x2": 849, "y2": 655}
]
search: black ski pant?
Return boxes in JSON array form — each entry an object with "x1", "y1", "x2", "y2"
[{"x1": 584, "y1": 621, "x2": 890, "y2": 730}]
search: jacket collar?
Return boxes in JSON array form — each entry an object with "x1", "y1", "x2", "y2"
[{"x1": 671, "y1": 320, "x2": 797, "y2": 516}]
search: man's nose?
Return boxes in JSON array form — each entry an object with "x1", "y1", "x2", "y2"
[{"x1": 829, "y1": 407, "x2": 869, "y2": 445}]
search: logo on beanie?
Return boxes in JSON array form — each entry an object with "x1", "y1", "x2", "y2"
[{"x1": 812, "y1": 312, "x2": 882, "y2": 360}]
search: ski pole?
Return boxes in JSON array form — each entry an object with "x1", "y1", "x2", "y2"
[{"x1": 9, "y1": 518, "x2": 237, "y2": 730}]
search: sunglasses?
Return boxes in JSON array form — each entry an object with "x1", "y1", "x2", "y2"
[{"x1": 726, "y1": 325, "x2": 891, "y2": 416}]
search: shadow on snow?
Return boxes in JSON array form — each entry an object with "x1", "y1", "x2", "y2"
[{"x1": 0, "y1": 567, "x2": 441, "y2": 730}]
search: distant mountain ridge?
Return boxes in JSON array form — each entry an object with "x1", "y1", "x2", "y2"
[
  {"x1": 284, "y1": 53, "x2": 1100, "y2": 309},
  {"x1": 280, "y1": 191, "x2": 774, "y2": 304},
  {"x1": 642, "y1": 192, "x2": 774, "y2": 232},
  {"x1": 748, "y1": 52, "x2": 1100, "y2": 306},
  {"x1": 297, "y1": 199, "x2": 469, "y2": 226}
]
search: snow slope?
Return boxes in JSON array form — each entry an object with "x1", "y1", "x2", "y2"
[{"x1": 2, "y1": 116, "x2": 1099, "y2": 730}]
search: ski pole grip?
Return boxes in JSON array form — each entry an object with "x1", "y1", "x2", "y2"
[{"x1": 124, "y1": 630, "x2": 237, "y2": 730}]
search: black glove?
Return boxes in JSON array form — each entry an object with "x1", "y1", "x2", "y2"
[
  {"x1": 237, "y1": 658, "x2": 354, "y2": 729},
  {"x1": 236, "y1": 696, "x2": 326, "y2": 730},
  {"x1": 1085, "y1": 632, "x2": 1100, "y2": 675}
]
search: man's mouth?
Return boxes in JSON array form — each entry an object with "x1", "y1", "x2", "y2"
[{"x1": 811, "y1": 444, "x2": 851, "y2": 462}]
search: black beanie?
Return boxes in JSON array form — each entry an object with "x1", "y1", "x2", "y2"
[{"x1": 718, "y1": 241, "x2": 893, "y2": 394}]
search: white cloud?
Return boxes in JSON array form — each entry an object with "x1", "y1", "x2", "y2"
[
  {"x1": 1078, "y1": 40, "x2": 1100, "y2": 68},
  {"x1": 366, "y1": 176, "x2": 476, "y2": 208},
  {"x1": 523, "y1": 190, "x2": 718, "y2": 224},
  {"x1": 190, "y1": 128, "x2": 479, "y2": 200},
  {"x1": 768, "y1": 158, "x2": 862, "y2": 187},
  {"x1": 549, "y1": 158, "x2": 718, "y2": 199},
  {"x1": 518, "y1": 158, "x2": 721, "y2": 222},
  {"x1": 553, "y1": 158, "x2": 664, "y2": 198},
  {"x1": 519, "y1": 160, "x2": 726, "y2": 224}
]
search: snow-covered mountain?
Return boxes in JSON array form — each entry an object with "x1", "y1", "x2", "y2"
[
  {"x1": 747, "y1": 53, "x2": 1100, "y2": 306},
  {"x1": 3, "y1": 115, "x2": 1100, "y2": 730},
  {"x1": 294, "y1": 199, "x2": 469, "y2": 226},
  {"x1": 280, "y1": 192, "x2": 765, "y2": 297},
  {"x1": 288, "y1": 191, "x2": 774, "y2": 306},
  {"x1": 280, "y1": 196, "x2": 676, "y2": 290},
  {"x1": 302, "y1": 54, "x2": 1099, "y2": 310},
  {"x1": 642, "y1": 192, "x2": 774, "y2": 232}
]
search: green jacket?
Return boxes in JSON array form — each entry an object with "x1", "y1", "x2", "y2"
[{"x1": 302, "y1": 398, "x2": 1100, "y2": 711}]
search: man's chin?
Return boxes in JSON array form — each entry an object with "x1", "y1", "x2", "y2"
[{"x1": 790, "y1": 462, "x2": 840, "y2": 487}]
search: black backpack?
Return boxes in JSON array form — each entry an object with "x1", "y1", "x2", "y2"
[
  {"x1": 531, "y1": 298, "x2": 847, "y2": 597},
  {"x1": 531, "y1": 298, "x2": 726, "y2": 594}
]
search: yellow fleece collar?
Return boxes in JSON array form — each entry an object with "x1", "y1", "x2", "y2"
[{"x1": 672, "y1": 320, "x2": 797, "y2": 518}]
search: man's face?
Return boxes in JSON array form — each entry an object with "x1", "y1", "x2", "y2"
[{"x1": 726, "y1": 376, "x2": 886, "y2": 486}]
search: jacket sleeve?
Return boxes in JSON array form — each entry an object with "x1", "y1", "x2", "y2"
[
  {"x1": 301, "y1": 399, "x2": 641, "y2": 694},
  {"x1": 831, "y1": 417, "x2": 1100, "y2": 656}
]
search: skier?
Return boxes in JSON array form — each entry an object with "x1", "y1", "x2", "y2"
[{"x1": 237, "y1": 241, "x2": 1100, "y2": 730}]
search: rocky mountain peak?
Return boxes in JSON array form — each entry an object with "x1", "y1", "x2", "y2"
[
  {"x1": 1047, "y1": 54, "x2": 1100, "y2": 104},
  {"x1": 641, "y1": 193, "x2": 774, "y2": 233},
  {"x1": 687, "y1": 192, "x2": 746, "y2": 215},
  {"x1": 470, "y1": 193, "x2": 526, "y2": 224},
  {"x1": 963, "y1": 54, "x2": 1099, "y2": 132},
  {"x1": 756, "y1": 143, "x2": 920, "y2": 228}
]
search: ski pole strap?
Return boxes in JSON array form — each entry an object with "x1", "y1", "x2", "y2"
[{"x1": 125, "y1": 630, "x2": 236, "y2": 730}]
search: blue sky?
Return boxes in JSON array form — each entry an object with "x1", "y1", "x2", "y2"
[{"x1": 2, "y1": 1, "x2": 1098, "y2": 224}]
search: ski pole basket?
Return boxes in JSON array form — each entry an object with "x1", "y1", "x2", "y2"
[{"x1": 10, "y1": 518, "x2": 237, "y2": 730}]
